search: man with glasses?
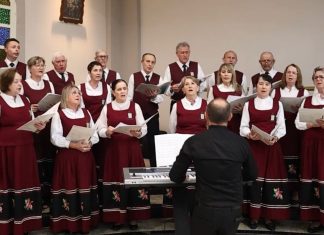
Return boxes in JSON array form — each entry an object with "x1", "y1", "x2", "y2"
[
  {"x1": 44, "y1": 51, "x2": 75, "y2": 94},
  {"x1": 0, "y1": 38, "x2": 27, "y2": 80},
  {"x1": 94, "y1": 49, "x2": 121, "y2": 86},
  {"x1": 251, "y1": 51, "x2": 283, "y2": 88}
]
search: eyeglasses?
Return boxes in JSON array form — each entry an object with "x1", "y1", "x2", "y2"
[
  {"x1": 96, "y1": 55, "x2": 108, "y2": 59},
  {"x1": 313, "y1": 75, "x2": 324, "y2": 80}
]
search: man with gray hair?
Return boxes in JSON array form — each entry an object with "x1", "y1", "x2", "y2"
[
  {"x1": 44, "y1": 51, "x2": 75, "y2": 94},
  {"x1": 94, "y1": 49, "x2": 121, "y2": 85},
  {"x1": 170, "y1": 98, "x2": 257, "y2": 235},
  {"x1": 164, "y1": 42, "x2": 206, "y2": 111}
]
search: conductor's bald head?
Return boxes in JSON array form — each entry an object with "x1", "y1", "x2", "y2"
[{"x1": 206, "y1": 98, "x2": 232, "y2": 126}]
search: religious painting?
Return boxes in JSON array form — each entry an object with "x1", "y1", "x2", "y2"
[{"x1": 59, "y1": 0, "x2": 85, "y2": 24}]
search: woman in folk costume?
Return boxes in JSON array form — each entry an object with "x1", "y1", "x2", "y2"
[
  {"x1": 50, "y1": 85, "x2": 99, "y2": 233},
  {"x1": 295, "y1": 66, "x2": 324, "y2": 233},
  {"x1": 0, "y1": 68, "x2": 46, "y2": 235},
  {"x1": 240, "y1": 74, "x2": 290, "y2": 231},
  {"x1": 96, "y1": 79, "x2": 150, "y2": 230}
]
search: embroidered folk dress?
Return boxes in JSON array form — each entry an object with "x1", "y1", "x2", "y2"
[
  {"x1": 240, "y1": 97, "x2": 290, "y2": 220},
  {"x1": 50, "y1": 108, "x2": 99, "y2": 233},
  {"x1": 96, "y1": 100, "x2": 150, "y2": 225},
  {"x1": 0, "y1": 93, "x2": 42, "y2": 235}
]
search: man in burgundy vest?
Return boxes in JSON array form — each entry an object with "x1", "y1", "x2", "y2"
[
  {"x1": 44, "y1": 52, "x2": 75, "y2": 94},
  {"x1": 128, "y1": 53, "x2": 163, "y2": 167},
  {"x1": 250, "y1": 51, "x2": 283, "y2": 90},
  {"x1": 163, "y1": 42, "x2": 205, "y2": 111},
  {"x1": 93, "y1": 49, "x2": 121, "y2": 86},
  {"x1": 0, "y1": 38, "x2": 27, "y2": 80},
  {"x1": 210, "y1": 50, "x2": 249, "y2": 95}
]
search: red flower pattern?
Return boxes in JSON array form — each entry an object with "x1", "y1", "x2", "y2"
[
  {"x1": 62, "y1": 198, "x2": 70, "y2": 211},
  {"x1": 273, "y1": 187, "x2": 283, "y2": 200},
  {"x1": 138, "y1": 189, "x2": 149, "y2": 200},
  {"x1": 24, "y1": 198, "x2": 33, "y2": 211},
  {"x1": 112, "y1": 191, "x2": 121, "y2": 202},
  {"x1": 288, "y1": 164, "x2": 297, "y2": 175},
  {"x1": 165, "y1": 188, "x2": 173, "y2": 199},
  {"x1": 314, "y1": 187, "x2": 320, "y2": 199}
]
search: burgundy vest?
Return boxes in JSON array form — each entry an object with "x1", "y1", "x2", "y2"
[
  {"x1": 212, "y1": 85, "x2": 242, "y2": 100},
  {"x1": 251, "y1": 71, "x2": 283, "y2": 87},
  {"x1": 22, "y1": 80, "x2": 52, "y2": 117},
  {"x1": 176, "y1": 99, "x2": 207, "y2": 134},
  {"x1": 59, "y1": 108, "x2": 91, "y2": 137},
  {"x1": 273, "y1": 87, "x2": 304, "y2": 102},
  {"x1": 106, "y1": 101, "x2": 136, "y2": 127},
  {"x1": 133, "y1": 72, "x2": 160, "y2": 118},
  {"x1": 80, "y1": 82, "x2": 108, "y2": 122},
  {"x1": 46, "y1": 70, "x2": 75, "y2": 94},
  {"x1": 248, "y1": 98, "x2": 279, "y2": 134},
  {"x1": 0, "y1": 60, "x2": 27, "y2": 80},
  {"x1": 102, "y1": 69, "x2": 117, "y2": 86},
  {"x1": 0, "y1": 95, "x2": 33, "y2": 146},
  {"x1": 169, "y1": 61, "x2": 198, "y2": 101},
  {"x1": 213, "y1": 70, "x2": 244, "y2": 85}
]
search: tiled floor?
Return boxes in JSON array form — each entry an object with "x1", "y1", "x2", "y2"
[{"x1": 30, "y1": 218, "x2": 322, "y2": 235}]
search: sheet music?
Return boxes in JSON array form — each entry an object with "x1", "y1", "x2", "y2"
[
  {"x1": 17, "y1": 113, "x2": 55, "y2": 132},
  {"x1": 155, "y1": 133, "x2": 193, "y2": 167},
  {"x1": 272, "y1": 80, "x2": 282, "y2": 89},
  {"x1": 114, "y1": 113, "x2": 158, "y2": 136},
  {"x1": 299, "y1": 108, "x2": 324, "y2": 124},
  {"x1": 135, "y1": 82, "x2": 171, "y2": 95},
  {"x1": 227, "y1": 93, "x2": 256, "y2": 113},
  {"x1": 66, "y1": 125, "x2": 96, "y2": 142},
  {"x1": 280, "y1": 97, "x2": 305, "y2": 113},
  {"x1": 251, "y1": 125, "x2": 273, "y2": 143},
  {"x1": 42, "y1": 101, "x2": 60, "y2": 115},
  {"x1": 37, "y1": 93, "x2": 61, "y2": 112}
]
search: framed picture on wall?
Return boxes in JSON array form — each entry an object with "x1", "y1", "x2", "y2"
[{"x1": 59, "y1": 0, "x2": 85, "y2": 24}]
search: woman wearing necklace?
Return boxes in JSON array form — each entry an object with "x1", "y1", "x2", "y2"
[
  {"x1": 20, "y1": 56, "x2": 56, "y2": 211},
  {"x1": 168, "y1": 76, "x2": 207, "y2": 235},
  {"x1": 295, "y1": 66, "x2": 324, "y2": 233},
  {"x1": 207, "y1": 63, "x2": 243, "y2": 134},
  {"x1": 96, "y1": 79, "x2": 150, "y2": 230},
  {"x1": 0, "y1": 68, "x2": 46, "y2": 235}
]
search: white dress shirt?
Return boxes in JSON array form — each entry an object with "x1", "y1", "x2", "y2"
[
  {"x1": 51, "y1": 107, "x2": 99, "y2": 148},
  {"x1": 295, "y1": 93, "x2": 324, "y2": 130},
  {"x1": 127, "y1": 70, "x2": 164, "y2": 103},
  {"x1": 4, "y1": 58, "x2": 18, "y2": 67},
  {"x1": 240, "y1": 96, "x2": 286, "y2": 139},
  {"x1": 96, "y1": 99, "x2": 147, "y2": 138},
  {"x1": 43, "y1": 70, "x2": 71, "y2": 82},
  {"x1": 169, "y1": 96, "x2": 203, "y2": 133},
  {"x1": 77, "y1": 82, "x2": 112, "y2": 108}
]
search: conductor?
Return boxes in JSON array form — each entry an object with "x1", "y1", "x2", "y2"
[{"x1": 169, "y1": 98, "x2": 257, "y2": 235}]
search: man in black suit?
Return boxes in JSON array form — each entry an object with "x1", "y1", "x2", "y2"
[{"x1": 170, "y1": 98, "x2": 257, "y2": 235}]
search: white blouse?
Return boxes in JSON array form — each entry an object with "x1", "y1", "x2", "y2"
[
  {"x1": 20, "y1": 77, "x2": 55, "y2": 94},
  {"x1": 78, "y1": 82, "x2": 112, "y2": 107},
  {"x1": 169, "y1": 96, "x2": 203, "y2": 133},
  {"x1": 96, "y1": 99, "x2": 147, "y2": 138},
  {"x1": 207, "y1": 83, "x2": 244, "y2": 103},
  {"x1": 295, "y1": 93, "x2": 324, "y2": 130},
  {"x1": 240, "y1": 96, "x2": 286, "y2": 139},
  {"x1": 0, "y1": 93, "x2": 34, "y2": 118},
  {"x1": 51, "y1": 107, "x2": 99, "y2": 148},
  {"x1": 271, "y1": 86, "x2": 310, "y2": 98}
]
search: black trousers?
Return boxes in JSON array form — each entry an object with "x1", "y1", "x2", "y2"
[{"x1": 191, "y1": 204, "x2": 241, "y2": 235}]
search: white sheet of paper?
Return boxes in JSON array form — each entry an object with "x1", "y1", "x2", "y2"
[
  {"x1": 251, "y1": 124, "x2": 273, "y2": 144},
  {"x1": 299, "y1": 108, "x2": 324, "y2": 124},
  {"x1": 280, "y1": 97, "x2": 305, "y2": 113},
  {"x1": 114, "y1": 113, "x2": 158, "y2": 136},
  {"x1": 42, "y1": 101, "x2": 60, "y2": 115},
  {"x1": 199, "y1": 73, "x2": 213, "y2": 83},
  {"x1": 227, "y1": 93, "x2": 256, "y2": 113},
  {"x1": 66, "y1": 125, "x2": 96, "y2": 142},
  {"x1": 155, "y1": 133, "x2": 193, "y2": 167},
  {"x1": 17, "y1": 113, "x2": 55, "y2": 132},
  {"x1": 271, "y1": 80, "x2": 282, "y2": 90},
  {"x1": 37, "y1": 93, "x2": 61, "y2": 112}
]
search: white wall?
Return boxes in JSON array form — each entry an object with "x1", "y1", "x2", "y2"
[
  {"x1": 21, "y1": 0, "x2": 108, "y2": 84},
  {"x1": 140, "y1": 0, "x2": 324, "y2": 130}
]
